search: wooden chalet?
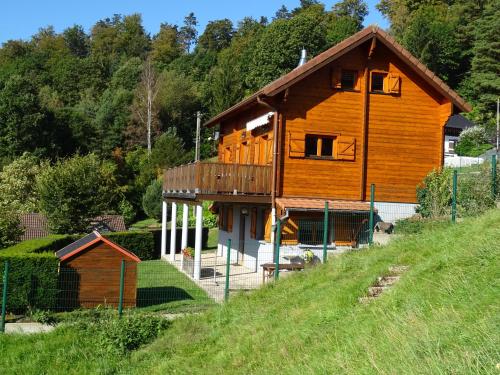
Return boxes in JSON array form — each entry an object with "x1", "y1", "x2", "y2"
[{"x1": 160, "y1": 26, "x2": 471, "y2": 277}]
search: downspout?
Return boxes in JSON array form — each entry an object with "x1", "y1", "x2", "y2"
[{"x1": 257, "y1": 95, "x2": 280, "y2": 245}]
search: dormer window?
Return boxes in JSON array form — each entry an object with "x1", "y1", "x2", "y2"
[
  {"x1": 371, "y1": 72, "x2": 386, "y2": 92},
  {"x1": 341, "y1": 70, "x2": 358, "y2": 90}
]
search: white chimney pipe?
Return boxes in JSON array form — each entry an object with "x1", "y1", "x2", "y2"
[{"x1": 298, "y1": 49, "x2": 307, "y2": 67}]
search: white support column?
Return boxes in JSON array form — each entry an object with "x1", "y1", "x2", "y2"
[
  {"x1": 181, "y1": 204, "x2": 189, "y2": 250},
  {"x1": 193, "y1": 203, "x2": 203, "y2": 280},
  {"x1": 169, "y1": 202, "x2": 177, "y2": 262},
  {"x1": 180, "y1": 203, "x2": 189, "y2": 270},
  {"x1": 161, "y1": 200, "x2": 168, "y2": 259}
]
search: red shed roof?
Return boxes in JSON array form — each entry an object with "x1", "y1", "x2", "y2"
[
  {"x1": 205, "y1": 25, "x2": 471, "y2": 127},
  {"x1": 55, "y1": 231, "x2": 141, "y2": 262}
]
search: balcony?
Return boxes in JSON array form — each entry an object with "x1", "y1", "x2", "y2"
[{"x1": 163, "y1": 162, "x2": 272, "y2": 201}]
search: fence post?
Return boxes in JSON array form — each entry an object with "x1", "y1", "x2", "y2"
[
  {"x1": 492, "y1": 154, "x2": 497, "y2": 199},
  {"x1": 224, "y1": 238, "x2": 231, "y2": 302},
  {"x1": 323, "y1": 201, "x2": 329, "y2": 263},
  {"x1": 1, "y1": 261, "x2": 9, "y2": 333},
  {"x1": 369, "y1": 184, "x2": 375, "y2": 245},
  {"x1": 274, "y1": 219, "x2": 281, "y2": 280},
  {"x1": 118, "y1": 260, "x2": 125, "y2": 318},
  {"x1": 452, "y1": 169, "x2": 457, "y2": 223}
]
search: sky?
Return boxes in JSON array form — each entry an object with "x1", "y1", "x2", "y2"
[{"x1": 0, "y1": 0, "x2": 388, "y2": 45}]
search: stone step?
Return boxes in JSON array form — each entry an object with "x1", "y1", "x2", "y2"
[
  {"x1": 368, "y1": 286, "x2": 389, "y2": 297},
  {"x1": 376, "y1": 275, "x2": 400, "y2": 287},
  {"x1": 388, "y1": 265, "x2": 409, "y2": 274}
]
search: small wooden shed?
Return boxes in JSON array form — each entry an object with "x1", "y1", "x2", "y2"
[{"x1": 55, "y1": 231, "x2": 141, "y2": 309}]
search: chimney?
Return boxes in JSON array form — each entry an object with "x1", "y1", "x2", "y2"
[{"x1": 297, "y1": 48, "x2": 307, "y2": 67}]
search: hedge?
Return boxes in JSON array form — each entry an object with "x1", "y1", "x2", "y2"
[
  {"x1": 0, "y1": 235, "x2": 73, "y2": 312},
  {"x1": 105, "y1": 231, "x2": 155, "y2": 260}
]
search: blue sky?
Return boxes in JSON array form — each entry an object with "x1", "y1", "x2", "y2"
[{"x1": 0, "y1": 0, "x2": 388, "y2": 45}]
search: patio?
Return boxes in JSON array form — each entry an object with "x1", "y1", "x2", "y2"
[{"x1": 167, "y1": 252, "x2": 263, "y2": 302}]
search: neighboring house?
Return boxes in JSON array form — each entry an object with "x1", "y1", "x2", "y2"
[
  {"x1": 19, "y1": 213, "x2": 127, "y2": 240},
  {"x1": 161, "y1": 26, "x2": 471, "y2": 278},
  {"x1": 444, "y1": 114, "x2": 474, "y2": 155}
]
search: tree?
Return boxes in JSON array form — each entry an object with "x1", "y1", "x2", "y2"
[
  {"x1": 0, "y1": 74, "x2": 61, "y2": 159},
  {"x1": 63, "y1": 25, "x2": 89, "y2": 57},
  {"x1": 142, "y1": 179, "x2": 162, "y2": 220},
  {"x1": 461, "y1": 2, "x2": 500, "y2": 132},
  {"x1": 0, "y1": 208, "x2": 22, "y2": 249},
  {"x1": 37, "y1": 154, "x2": 121, "y2": 234},
  {"x1": 128, "y1": 58, "x2": 160, "y2": 153},
  {"x1": 198, "y1": 19, "x2": 235, "y2": 52},
  {"x1": 150, "y1": 128, "x2": 190, "y2": 171},
  {"x1": 179, "y1": 12, "x2": 198, "y2": 53},
  {"x1": 0, "y1": 153, "x2": 44, "y2": 213},
  {"x1": 151, "y1": 23, "x2": 182, "y2": 67},
  {"x1": 332, "y1": 0, "x2": 368, "y2": 30},
  {"x1": 401, "y1": 5, "x2": 461, "y2": 86},
  {"x1": 274, "y1": 5, "x2": 292, "y2": 20}
]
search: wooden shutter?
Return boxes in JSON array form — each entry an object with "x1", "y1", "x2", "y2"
[
  {"x1": 289, "y1": 132, "x2": 305, "y2": 158},
  {"x1": 218, "y1": 206, "x2": 225, "y2": 230},
  {"x1": 335, "y1": 136, "x2": 356, "y2": 161},
  {"x1": 264, "y1": 209, "x2": 272, "y2": 242},
  {"x1": 331, "y1": 66, "x2": 342, "y2": 89},
  {"x1": 227, "y1": 206, "x2": 233, "y2": 233},
  {"x1": 250, "y1": 208, "x2": 257, "y2": 239},
  {"x1": 387, "y1": 73, "x2": 401, "y2": 94},
  {"x1": 266, "y1": 138, "x2": 273, "y2": 164}
]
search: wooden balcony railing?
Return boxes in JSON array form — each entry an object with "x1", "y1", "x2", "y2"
[{"x1": 164, "y1": 162, "x2": 272, "y2": 196}]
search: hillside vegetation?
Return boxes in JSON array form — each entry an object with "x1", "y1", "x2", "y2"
[
  {"x1": 0, "y1": 209, "x2": 498, "y2": 374},
  {"x1": 131, "y1": 209, "x2": 499, "y2": 374}
]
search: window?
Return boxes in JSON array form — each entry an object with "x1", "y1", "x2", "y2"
[
  {"x1": 371, "y1": 73, "x2": 386, "y2": 92},
  {"x1": 341, "y1": 70, "x2": 357, "y2": 90},
  {"x1": 305, "y1": 135, "x2": 336, "y2": 158}
]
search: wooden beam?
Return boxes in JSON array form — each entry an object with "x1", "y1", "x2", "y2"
[{"x1": 368, "y1": 37, "x2": 377, "y2": 59}]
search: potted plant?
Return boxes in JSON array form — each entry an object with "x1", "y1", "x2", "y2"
[
  {"x1": 182, "y1": 247, "x2": 195, "y2": 276},
  {"x1": 302, "y1": 249, "x2": 315, "y2": 268}
]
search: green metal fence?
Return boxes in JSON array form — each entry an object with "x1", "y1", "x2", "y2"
[{"x1": 0, "y1": 157, "x2": 498, "y2": 327}]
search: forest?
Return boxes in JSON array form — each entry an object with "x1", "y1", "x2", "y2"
[{"x1": 0, "y1": 0, "x2": 498, "y2": 244}]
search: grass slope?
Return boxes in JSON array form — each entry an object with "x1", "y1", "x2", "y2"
[
  {"x1": 131, "y1": 209, "x2": 499, "y2": 374},
  {"x1": 0, "y1": 210, "x2": 498, "y2": 374}
]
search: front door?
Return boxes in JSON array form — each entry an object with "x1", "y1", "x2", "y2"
[{"x1": 238, "y1": 214, "x2": 246, "y2": 265}]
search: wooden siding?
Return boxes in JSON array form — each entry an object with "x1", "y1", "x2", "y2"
[
  {"x1": 364, "y1": 43, "x2": 445, "y2": 202},
  {"x1": 279, "y1": 42, "x2": 448, "y2": 203},
  {"x1": 60, "y1": 243, "x2": 137, "y2": 308}
]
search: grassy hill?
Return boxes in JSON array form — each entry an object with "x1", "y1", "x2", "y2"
[{"x1": 1, "y1": 209, "x2": 499, "y2": 374}]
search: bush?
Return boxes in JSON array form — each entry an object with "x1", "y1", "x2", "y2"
[
  {"x1": 0, "y1": 209, "x2": 23, "y2": 249},
  {"x1": 416, "y1": 168, "x2": 453, "y2": 218},
  {"x1": 0, "y1": 235, "x2": 74, "y2": 312},
  {"x1": 97, "y1": 314, "x2": 170, "y2": 354},
  {"x1": 37, "y1": 154, "x2": 121, "y2": 234},
  {"x1": 105, "y1": 231, "x2": 154, "y2": 260},
  {"x1": 394, "y1": 216, "x2": 449, "y2": 235},
  {"x1": 417, "y1": 165, "x2": 496, "y2": 219},
  {"x1": 455, "y1": 126, "x2": 492, "y2": 156},
  {"x1": 142, "y1": 179, "x2": 163, "y2": 220}
]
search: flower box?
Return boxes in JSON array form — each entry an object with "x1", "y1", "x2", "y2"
[{"x1": 182, "y1": 247, "x2": 195, "y2": 276}]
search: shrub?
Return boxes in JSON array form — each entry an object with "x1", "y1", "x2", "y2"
[
  {"x1": 455, "y1": 126, "x2": 492, "y2": 156},
  {"x1": 98, "y1": 314, "x2": 170, "y2": 354},
  {"x1": 0, "y1": 209, "x2": 23, "y2": 249},
  {"x1": 0, "y1": 235, "x2": 74, "y2": 312},
  {"x1": 142, "y1": 179, "x2": 162, "y2": 220},
  {"x1": 105, "y1": 231, "x2": 154, "y2": 260},
  {"x1": 417, "y1": 165, "x2": 496, "y2": 219},
  {"x1": 416, "y1": 168, "x2": 453, "y2": 218},
  {"x1": 37, "y1": 154, "x2": 121, "y2": 234},
  {"x1": 394, "y1": 216, "x2": 449, "y2": 235}
]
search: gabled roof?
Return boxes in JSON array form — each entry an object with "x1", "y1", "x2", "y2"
[
  {"x1": 55, "y1": 230, "x2": 141, "y2": 262},
  {"x1": 445, "y1": 114, "x2": 475, "y2": 130},
  {"x1": 205, "y1": 25, "x2": 471, "y2": 127}
]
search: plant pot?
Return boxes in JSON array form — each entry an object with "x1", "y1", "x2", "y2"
[{"x1": 182, "y1": 254, "x2": 194, "y2": 277}]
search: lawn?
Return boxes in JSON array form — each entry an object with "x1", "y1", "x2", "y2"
[
  {"x1": 136, "y1": 260, "x2": 215, "y2": 313},
  {"x1": 1, "y1": 210, "x2": 498, "y2": 374}
]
